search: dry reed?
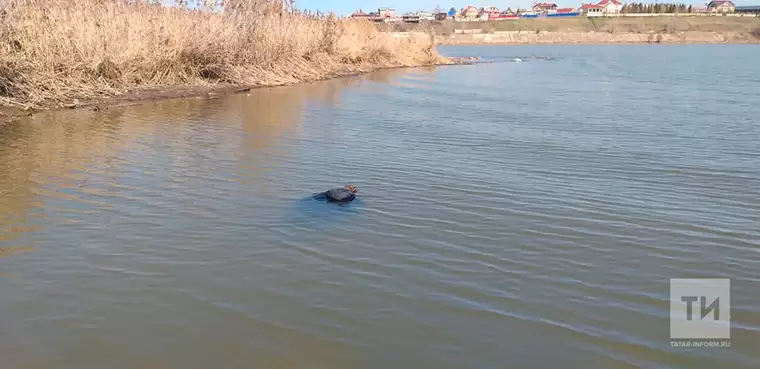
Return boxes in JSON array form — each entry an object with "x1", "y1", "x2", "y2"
[{"x1": 0, "y1": 0, "x2": 447, "y2": 109}]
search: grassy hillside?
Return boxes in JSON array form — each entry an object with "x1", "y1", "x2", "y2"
[{"x1": 383, "y1": 16, "x2": 760, "y2": 35}]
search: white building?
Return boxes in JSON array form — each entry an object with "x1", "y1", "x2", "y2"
[
  {"x1": 581, "y1": 0, "x2": 622, "y2": 16},
  {"x1": 597, "y1": 0, "x2": 623, "y2": 13}
]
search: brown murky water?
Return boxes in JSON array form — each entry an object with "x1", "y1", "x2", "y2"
[{"x1": 1, "y1": 45, "x2": 759, "y2": 369}]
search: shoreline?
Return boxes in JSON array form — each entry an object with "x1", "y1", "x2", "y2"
[
  {"x1": 0, "y1": 1, "x2": 453, "y2": 126},
  {"x1": 433, "y1": 31, "x2": 760, "y2": 45},
  {"x1": 2, "y1": 26, "x2": 755, "y2": 126},
  {"x1": 3, "y1": 2, "x2": 758, "y2": 125},
  {"x1": 1, "y1": 59, "x2": 475, "y2": 126},
  {"x1": 384, "y1": 16, "x2": 760, "y2": 45}
]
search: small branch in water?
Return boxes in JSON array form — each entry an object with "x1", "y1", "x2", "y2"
[{"x1": 0, "y1": 96, "x2": 33, "y2": 111}]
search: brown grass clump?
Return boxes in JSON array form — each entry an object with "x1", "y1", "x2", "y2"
[{"x1": 0, "y1": 0, "x2": 447, "y2": 109}]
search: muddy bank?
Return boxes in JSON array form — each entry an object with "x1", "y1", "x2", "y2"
[{"x1": 434, "y1": 30, "x2": 760, "y2": 45}]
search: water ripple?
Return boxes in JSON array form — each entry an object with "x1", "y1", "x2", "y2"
[{"x1": 1, "y1": 45, "x2": 759, "y2": 369}]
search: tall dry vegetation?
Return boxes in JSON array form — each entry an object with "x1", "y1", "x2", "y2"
[{"x1": 0, "y1": 0, "x2": 446, "y2": 108}]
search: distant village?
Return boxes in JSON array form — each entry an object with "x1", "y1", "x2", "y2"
[{"x1": 349, "y1": 1, "x2": 760, "y2": 22}]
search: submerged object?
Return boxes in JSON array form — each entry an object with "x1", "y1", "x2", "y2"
[{"x1": 313, "y1": 184, "x2": 359, "y2": 203}]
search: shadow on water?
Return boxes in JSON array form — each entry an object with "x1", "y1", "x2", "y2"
[{"x1": 283, "y1": 195, "x2": 365, "y2": 232}]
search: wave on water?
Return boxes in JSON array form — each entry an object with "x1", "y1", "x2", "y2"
[{"x1": 461, "y1": 55, "x2": 559, "y2": 65}]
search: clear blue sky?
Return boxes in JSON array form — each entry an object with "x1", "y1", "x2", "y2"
[{"x1": 295, "y1": 0, "x2": 756, "y2": 16}]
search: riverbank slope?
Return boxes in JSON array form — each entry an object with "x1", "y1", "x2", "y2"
[
  {"x1": 0, "y1": 0, "x2": 451, "y2": 123},
  {"x1": 385, "y1": 16, "x2": 760, "y2": 45}
]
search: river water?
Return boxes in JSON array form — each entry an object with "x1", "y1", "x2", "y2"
[{"x1": 1, "y1": 45, "x2": 759, "y2": 368}]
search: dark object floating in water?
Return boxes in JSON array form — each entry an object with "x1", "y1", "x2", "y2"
[{"x1": 313, "y1": 184, "x2": 359, "y2": 203}]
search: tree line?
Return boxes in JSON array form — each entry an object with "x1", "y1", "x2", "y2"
[{"x1": 622, "y1": 3, "x2": 695, "y2": 14}]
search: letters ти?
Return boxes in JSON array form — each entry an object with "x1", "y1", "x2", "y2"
[{"x1": 681, "y1": 296, "x2": 719, "y2": 320}]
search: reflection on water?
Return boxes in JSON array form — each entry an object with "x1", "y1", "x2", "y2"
[
  {"x1": 0, "y1": 69, "x2": 404, "y2": 249},
  {"x1": 1, "y1": 48, "x2": 760, "y2": 369}
]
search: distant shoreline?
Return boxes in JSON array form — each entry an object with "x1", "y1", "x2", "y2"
[
  {"x1": 432, "y1": 30, "x2": 760, "y2": 45},
  {"x1": 383, "y1": 16, "x2": 760, "y2": 45}
]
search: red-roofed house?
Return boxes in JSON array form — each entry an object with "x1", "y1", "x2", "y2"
[
  {"x1": 532, "y1": 2, "x2": 558, "y2": 13},
  {"x1": 597, "y1": 0, "x2": 623, "y2": 13},
  {"x1": 707, "y1": 0, "x2": 735, "y2": 13},
  {"x1": 581, "y1": 0, "x2": 622, "y2": 16},
  {"x1": 580, "y1": 3, "x2": 605, "y2": 16},
  {"x1": 350, "y1": 9, "x2": 371, "y2": 19},
  {"x1": 461, "y1": 5, "x2": 479, "y2": 19}
]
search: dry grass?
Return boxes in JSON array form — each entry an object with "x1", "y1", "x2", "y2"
[
  {"x1": 392, "y1": 16, "x2": 760, "y2": 35},
  {"x1": 0, "y1": 0, "x2": 447, "y2": 109}
]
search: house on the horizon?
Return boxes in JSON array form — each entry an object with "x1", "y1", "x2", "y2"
[
  {"x1": 350, "y1": 9, "x2": 371, "y2": 18},
  {"x1": 402, "y1": 10, "x2": 434, "y2": 22},
  {"x1": 532, "y1": 2, "x2": 558, "y2": 13},
  {"x1": 481, "y1": 5, "x2": 501, "y2": 19},
  {"x1": 597, "y1": 0, "x2": 623, "y2": 13},
  {"x1": 378, "y1": 7, "x2": 396, "y2": 18},
  {"x1": 707, "y1": 0, "x2": 735, "y2": 13},
  {"x1": 402, "y1": 12, "x2": 420, "y2": 22},
  {"x1": 461, "y1": 5, "x2": 479, "y2": 19},
  {"x1": 479, "y1": 6, "x2": 521, "y2": 20},
  {"x1": 580, "y1": 0, "x2": 623, "y2": 16},
  {"x1": 351, "y1": 8, "x2": 401, "y2": 22},
  {"x1": 580, "y1": 3, "x2": 604, "y2": 15},
  {"x1": 417, "y1": 10, "x2": 435, "y2": 21}
]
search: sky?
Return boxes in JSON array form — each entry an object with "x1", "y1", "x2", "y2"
[{"x1": 295, "y1": 0, "x2": 758, "y2": 16}]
